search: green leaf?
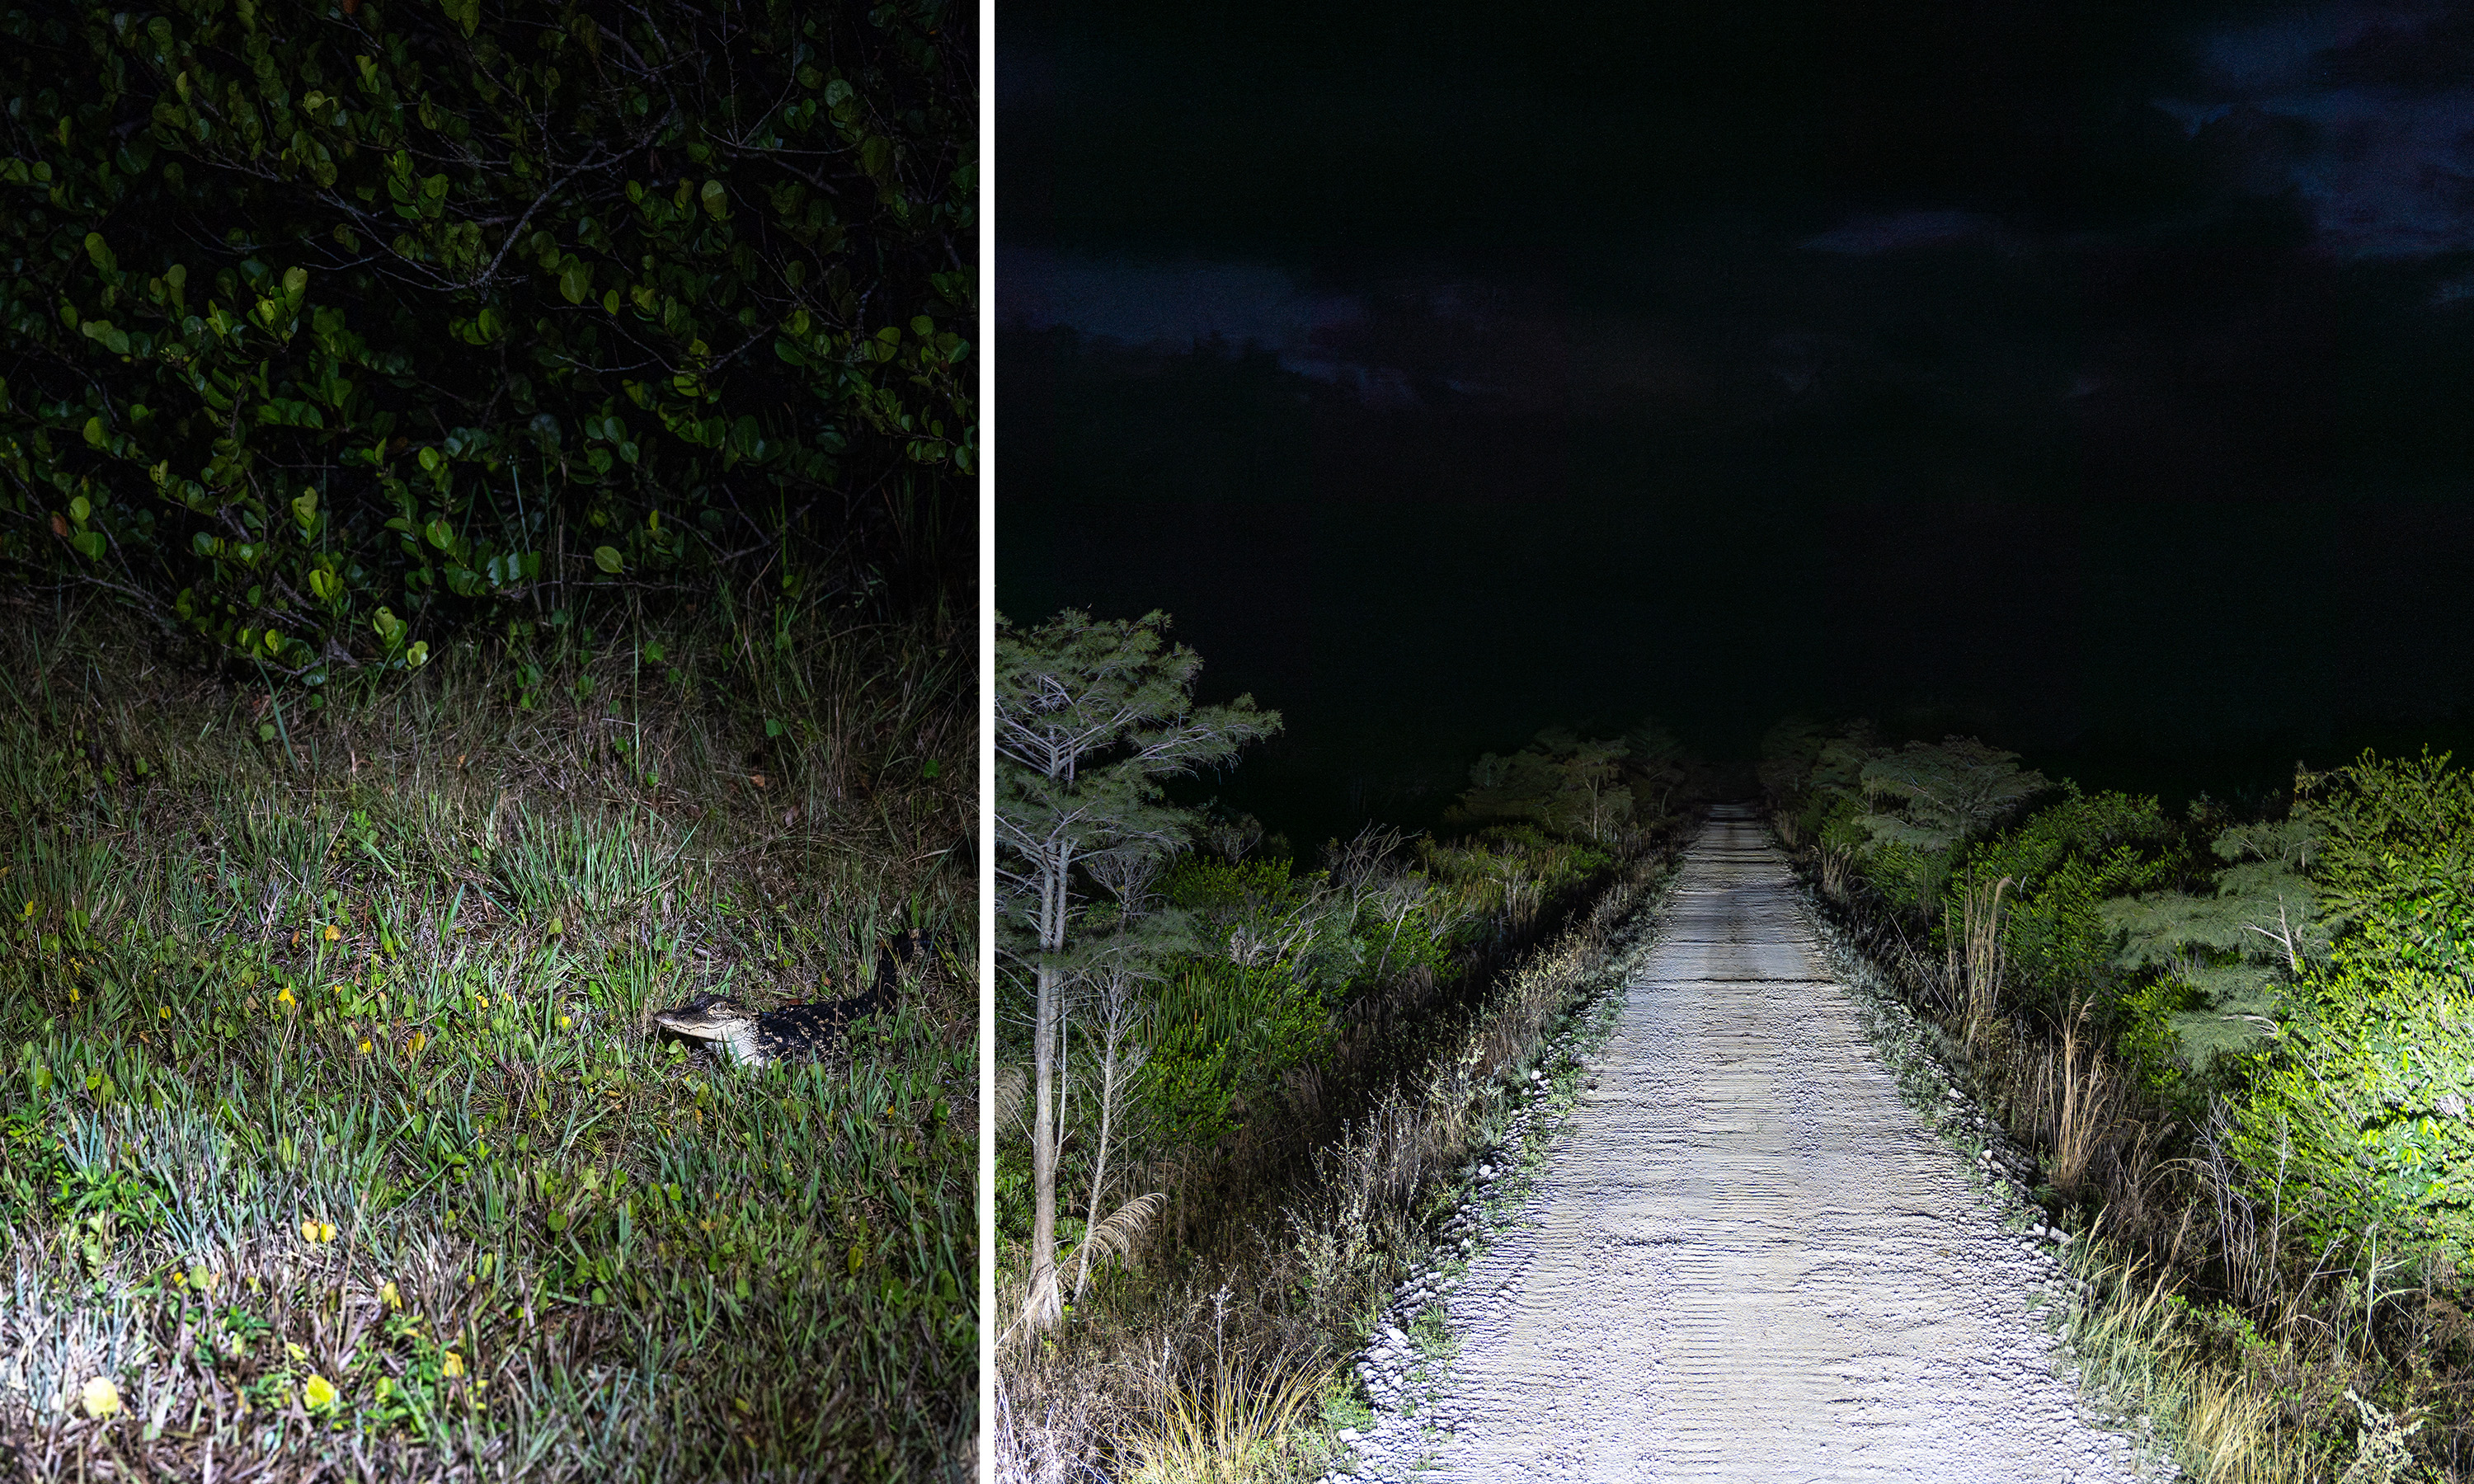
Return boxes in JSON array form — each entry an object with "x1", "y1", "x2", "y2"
[
  {"x1": 71, "y1": 532, "x2": 105, "y2": 562},
  {"x1": 559, "y1": 260, "x2": 590, "y2": 304},
  {"x1": 82, "y1": 416, "x2": 106, "y2": 448},
  {"x1": 593, "y1": 545, "x2": 623, "y2": 575},
  {"x1": 426, "y1": 517, "x2": 454, "y2": 550},
  {"x1": 292, "y1": 490, "x2": 318, "y2": 528},
  {"x1": 441, "y1": 0, "x2": 479, "y2": 38},
  {"x1": 68, "y1": 495, "x2": 91, "y2": 524},
  {"x1": 699, "y1": 180, "x2": 729, "y2": 220}
]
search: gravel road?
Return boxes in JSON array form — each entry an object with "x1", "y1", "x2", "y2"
[{"x1": 1340, "y1": 808, "x2": 2156, "y2": 1484}]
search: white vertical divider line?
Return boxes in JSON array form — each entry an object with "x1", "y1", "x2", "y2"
[{"x1": 976, "y1": 0, "x2": 997, "y2": 1472}]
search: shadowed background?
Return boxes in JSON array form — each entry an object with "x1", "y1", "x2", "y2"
[{"x1": 998, "y1": 0, "x2": 2474, "y2": 844}]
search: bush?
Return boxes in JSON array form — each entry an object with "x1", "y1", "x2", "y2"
[
  {"x1": 1, "y1": 0, "x2": 973, "y2": 685},
  {"x1": 1955, "y1": 788, "x2": 2176, "y2": 1029},
  {"x1": 2234, "y1": 752, "x2": 2474, "y2": 1291}
]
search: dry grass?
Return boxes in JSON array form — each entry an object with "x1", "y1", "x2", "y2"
[{"x1": 2013, "y1": 1015, "x2": 2136, "y2": 1205}]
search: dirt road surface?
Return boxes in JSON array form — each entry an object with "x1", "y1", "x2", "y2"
[{"x1": 1343, "y1": 808, "x2": 2152, "y2": 1483}]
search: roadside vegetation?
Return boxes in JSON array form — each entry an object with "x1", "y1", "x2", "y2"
[
  {"x1": 1760, "y1": 723, "x2": 2473, "y2": 1482},
  {"x1": 0, "y1": 585, "x2": 975, "y2": 1482},
  {"x1": 992, "y1": 608, "x2": 1699, "y2": 1482},
  {"x1": 0, "y1": 3, "x2": 976, "y2": 1475}
]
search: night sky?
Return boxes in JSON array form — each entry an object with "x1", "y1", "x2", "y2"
[{"x1": 996, "y1": 0, "x2": 2474, "y2": 844}]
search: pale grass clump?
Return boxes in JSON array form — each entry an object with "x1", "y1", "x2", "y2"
[
  {"x1": 2018, "y1": 1016, "x2": 2136, "y2": 1204},
  {"x1": 1120, "y1": 1348, "x2": 1331, "y2": 1484},
  {"x1": 2044, "y1": 1238, "x2": 2333, "y2": 1484}
]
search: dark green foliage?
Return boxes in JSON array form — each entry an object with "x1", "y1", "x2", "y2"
[
  {"x1": 1954, "y1": 787, "x2": 2175, "y2": 1031},
  {"x1": 1452, "y1": 728, "x2": 1636, "y2": 843},
  {"x1": 1163, "y1": 856, "x2": 1301, "y2": 918},
  {"x1": 2101, "y1": 813, "x2": 2324, "y2": 1082},
  {"x1": 1, "y1": 0, "x2": 972, "y2": 688},
  {"x1": 1143, "y1": 957, "x2": 1334, "y2": 1150},
  {"x1": 1859, "y1": 736, "x2": 2052, "y2": 857}
]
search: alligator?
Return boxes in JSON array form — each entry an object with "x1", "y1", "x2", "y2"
[{"x1": 652, "y1": 927, "x2": 931, "y2": 1068}]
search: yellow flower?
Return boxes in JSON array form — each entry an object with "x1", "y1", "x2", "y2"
[
  {"x1": 299, "y1": 1218, "x2": 317, "y2": 1241},
  {"x1": 557, "y1": 1014, "x2": 571, "y2": 1029},
  {"x1": 409, "y1": 1030, "x2": 426, "y2": 1054},
  {"x1": 303, "y1": 1374, "x2": 337, "y2": 1411},
  {"x1": 79, "y1": 1376, "x2": 120, "y2": 1419},
  {"x1": 322, "y1": 924, "x2": 341, "y2": 942},
  {"x1": 379, "y1": 1279, "x2": 402, "y2": 1309},
  {"x1": 357, "y1": 1039, "x2": 372, "y2": 1054},
  {"x1": 441, "y1": 1351, "x2": 465, "y2": 1378},
  {"x1": 276, "y1": 985, "x2": 296, "y2": 1008},
  {"x1": 475, "y1": 994, "x2": 487, "y2": 1009},
  {"x1": 158, "y1": 1005, "x2": 169, "y2": 1020}
]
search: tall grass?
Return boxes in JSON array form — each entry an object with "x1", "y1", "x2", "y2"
[{"x1": 0, "y1": 586, "x2": 975, "y2": 1481}]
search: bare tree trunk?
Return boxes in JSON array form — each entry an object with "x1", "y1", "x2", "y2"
[
  {"x1": 1026, "y1": 956, "x2": 1062, "y2": 1328},
  {"x1": 1073, "y1": 973, "x2": 1148, "y2": 1303}
]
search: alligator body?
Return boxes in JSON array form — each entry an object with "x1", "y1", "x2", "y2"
[{"x1": 652, "y1": 928, "x2": 929, "y2": 1068}]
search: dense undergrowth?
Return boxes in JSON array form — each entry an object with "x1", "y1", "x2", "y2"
[
  {"x1": 0, "y1": 585, "x2": 975, "y2": 1482},
  {"x1": 993, "y1": 697, "x2": 1700, "y2": 1482},
  {"x1": 1761, "y1": 723, "x2": 2474, "y2": 1483}
]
